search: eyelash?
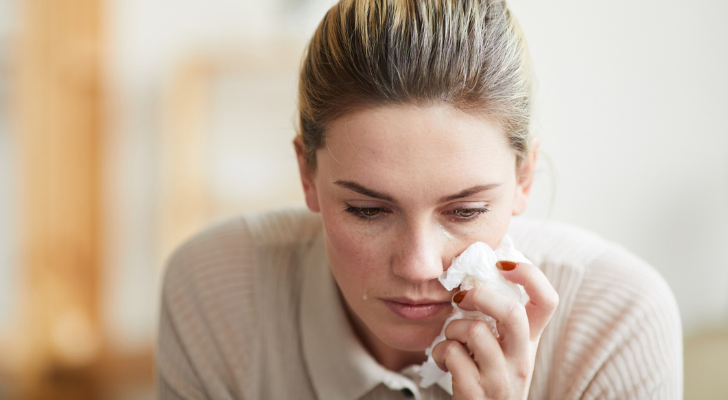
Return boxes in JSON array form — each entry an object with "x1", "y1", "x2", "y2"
[{"x1": 343, "y1": 205, "x2": 489, "y2": 221}]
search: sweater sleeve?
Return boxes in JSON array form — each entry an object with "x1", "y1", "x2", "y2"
[
  {"x1": 555, "y1": 246, "x2": 683, "y2": 400},
  {"x1": 157, "y1": 217, "x2": 259, "y2": 400},
  {"x1": 158, "y1": 286, "x2": 207, "y2": 400}
]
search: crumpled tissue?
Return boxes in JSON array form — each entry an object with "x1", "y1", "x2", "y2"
[{"x1": 418, "y1": 236, "x2": 532, "y2": 392}]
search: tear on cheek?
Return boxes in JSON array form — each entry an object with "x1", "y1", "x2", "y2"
[{"x1": 437, "y1": 224, "x2": 455, "y2": 242}]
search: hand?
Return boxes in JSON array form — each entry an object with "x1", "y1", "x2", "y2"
[{"x1": 431, "y1": 262, "x2": 559, "y2": 400}]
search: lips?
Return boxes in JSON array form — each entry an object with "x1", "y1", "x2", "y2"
[{"x1": 382, "y1": 297, "x2": 452, "y2": 320}]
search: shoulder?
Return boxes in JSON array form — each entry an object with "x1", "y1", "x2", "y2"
[
  {"x1": 162, "y1": 206, "x2": 322, "y2": 292},
  {"x1": 508, "y1": 217, "x2": 613, "y2": 271},
  {"x1": 512, "y1": 218, "x2": 683, "y2": 399},
  {"x1": 563, "y1": 244, "x2": 683, "y2": 398},
  {"x1": 166, "y1": 206, "x2": 322, "y2": 264},
  {"x1": 160, "y1": 207, "x2": 324, "y2": 325},
  {"x1": 158, "y1": 207, "x2": 324, "y2": 398},
  {"x1": 509, "y1": 218, "x2": 680, "y2": 333},
  {"x1": 508, "y1": 218, "x2": 679, "y2": 317}
]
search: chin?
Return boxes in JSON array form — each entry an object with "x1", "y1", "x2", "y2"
[{"x1": 377, "y1": 319, "x2": 446, "y2": 352}]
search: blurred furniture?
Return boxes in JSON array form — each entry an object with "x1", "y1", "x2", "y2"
[
  {"x1": 14, "y1": 0, "x2": 105, "y2": 397},
  {"x1": 5, "y1": 0, "x2": 307, "y2": 393},
  {"x1": 158, "y1": 39, "x2": 306, "y2": 268},
  {"x1": 7, "y1": 0, "x2": 154, "y2": 398}
]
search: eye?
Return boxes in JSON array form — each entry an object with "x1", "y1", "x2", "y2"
[
  {"x1": 451, "y1": 207, "x2": 489, "y2": 220},
  {"x1": 344, "y1": 206, "x2": 386, "y2": 220},
  {"x1": 360, "y1": 208, "x2": 381, "y2": 216}
]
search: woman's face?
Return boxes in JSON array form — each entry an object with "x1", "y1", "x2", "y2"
[{"x1": 296, "y1": 104, "x2": 536, "y2": 361}]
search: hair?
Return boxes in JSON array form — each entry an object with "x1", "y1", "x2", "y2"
[{"x1": 297, "y1": 0, "x2": 534, "y2": 171}]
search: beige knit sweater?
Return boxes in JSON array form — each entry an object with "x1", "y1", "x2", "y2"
[{"x1": 157, "y1": 208, "x2": 683, "y2": 399}]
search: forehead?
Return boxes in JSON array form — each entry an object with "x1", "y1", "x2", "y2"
[{"x1": 318, "y1": 104, "x2": 516, "y2": 197}]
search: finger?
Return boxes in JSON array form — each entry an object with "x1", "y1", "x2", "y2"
[
  {"x1": 455, "y1": 287, "x2": 531, "y2": 359},
  {"x1": 431, "y1": 339, "x2": 481, "y2": 394},
  {"x1": 498, "y1": 262, "x2": 559, "y2": 340},
  {"x1": 444, "y1": 318, "x2": 505, "y2": 372}
]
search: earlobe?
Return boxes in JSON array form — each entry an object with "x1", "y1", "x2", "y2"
[
  {"x1": 294, "y1": 137, "x2": 321, "y2": 213},
  {"x1": 512, "y1": 139, "x2": 539, "y2": 216}
]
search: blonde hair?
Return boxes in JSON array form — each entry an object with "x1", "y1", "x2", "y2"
[{"x1": 298, "y1": 0, "x2": 533, "y2": 170}]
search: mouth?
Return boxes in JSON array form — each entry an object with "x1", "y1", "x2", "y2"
[{"x1": 382, "y1": 297, "x2": 452, "y2": 321}]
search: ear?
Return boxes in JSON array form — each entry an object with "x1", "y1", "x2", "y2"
[
  {"x1": 294, "y1": 137, "x2": 321, "y2": 212},
  {"x1": 512, "y1": 138, "x2": 539, "y2": 216}
]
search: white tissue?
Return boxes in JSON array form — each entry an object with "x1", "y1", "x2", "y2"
[{"x1": 419, "y1": 236, "x2": 531, "y2": 391}]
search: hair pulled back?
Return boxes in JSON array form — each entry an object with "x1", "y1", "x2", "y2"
[{"x1": 298, "y1": 0, "x2": 533, "y2": 170}]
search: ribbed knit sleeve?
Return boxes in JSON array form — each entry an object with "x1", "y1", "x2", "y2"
[
  {"x1": 554, "y1": 246, "x2": 683, "y2": 400},
  {"x1": 157, "y1": 217, "x2": 261, "y2": 400},
  {"x1": 509, "y1": 219, "x2": 683, "y2": 400},
  {"x1": 157, "y1": 209, "x2": 325, "y2": 400}
]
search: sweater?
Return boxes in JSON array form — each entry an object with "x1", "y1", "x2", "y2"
[{"x1": 157, "y1": 207, "x2": 683, "y2": 399}]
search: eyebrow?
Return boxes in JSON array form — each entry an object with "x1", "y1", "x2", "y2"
[
  {"x1": 334, "y1": 180, "x2": 502, "y2": 203},
  {"x1": 437, "y1": 183, "x2": 503, "y2": 203},
  {"x1": 335, "y1": 180, "x2": 395, "y2": 202}
]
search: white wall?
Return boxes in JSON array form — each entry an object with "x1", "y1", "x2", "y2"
[
  {"x1": 0, "y1": 0, "x2": 16, "y2": 38},
  {"x1": 510, "y1": 0, "x2": 728, "y2": 334},
  {"x1": 104, "y1": 0, "x2": 728, "y2": 348}
]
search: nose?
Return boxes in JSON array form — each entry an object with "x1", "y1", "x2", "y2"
[{"x1": 391, "y1": 222, "x2": 445, "y2": 283}]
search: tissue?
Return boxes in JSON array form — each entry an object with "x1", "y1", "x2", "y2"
[{"x1": 419, "y1": 236, "x2": 531, "y2": 391}]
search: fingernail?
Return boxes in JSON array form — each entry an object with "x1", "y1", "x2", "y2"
[
  {"x1": 496, "y1": 261, "x2": 518, "y2": 271},
  {"x1": 453, "y1": 290, "x2": 468, "y2": 304}
]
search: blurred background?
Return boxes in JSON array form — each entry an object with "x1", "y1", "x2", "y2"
[{"x1": 0, "y1": 0, "x2": 726, "y2": 399}]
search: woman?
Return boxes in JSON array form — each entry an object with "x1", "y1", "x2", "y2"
[{"x1": 157, "y1": 1, "x2": 682, "y2": 399}]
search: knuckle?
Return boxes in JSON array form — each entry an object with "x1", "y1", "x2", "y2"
[
  {"x1": 503, "y1": 300, "x2": 527, "y2": 328},
  {"x1": 513, "y1": 360, "x2": 532, "y2": 381},
  {"x1": 543, "y1": 290, "x2": 560, "y2": 313},
  {"x1": 441, "y1": 340, "x2": 461, "y2": 360},
  {"x1": 466, "y1": 320, "x2": 490, "y2": 343}
]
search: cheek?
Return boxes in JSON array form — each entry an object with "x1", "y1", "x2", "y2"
[
  {"x1": 472, "y1": 185, "x2": 518, "y2": 245},
  {"x1": 320, "y1": 208, "x2": 392, "y2": 285},
  {"x1": 441, "y1": 206, "x2": 514, "y2": 251}
]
